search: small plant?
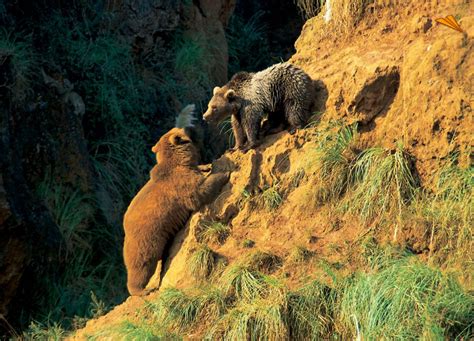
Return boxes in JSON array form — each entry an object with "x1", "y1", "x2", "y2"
[
  {"x1": 312, "y1": 123, "x2": 358, "y2": 203},
  {"x1": 23, "y1": 322, "x2": 67, "y2": 341},
  {"x1": 209, "y1": 296, "x2": 288, "y2": 340},
  {"x1": 220, "y1": 265, "x2": 269, "y2": 301},
  {"x1": 260, "y1": 185, "x2": 283, "y2": 210},
  {"x1": 346, "y1": 145, "x2": 419, "y2": 236},
  {"x1": 152, "y1": 288, "x2": 201, "y2": 332},
  {"x1": 290, "y1": 168, "x2": 306, "y2": 189},
  {"x1": 36, "y1": 178, "x2": 93, "y2": 255},
  {"x1": 242, "y1": 239, "x2": 256, "y2": 248},
  {"x1": 289, "y1": 245, "x2": 313, "y2": 263},
  {"x1": 415, "y1": 161, "x2": 473, "y2": 261},
  {"x1": 238, "y1": 188, "x2": 253, "y2": 209},
  {"x1": 287, "y1": 280, "x2": 336, "y2": 339},
  {"x1": 189, "y1": 244, "x2": 218, "y2": 280},
  {"x1": 151, "y1": 286, "x2": 229, "y2": 334},
  {"x1": 0, "y1": 28, "x2": 37, "y2": 104},
  {"x1": 226, "y1": 11, "x2": 271, "y2": 75},
  {"x1": 245, "y1": 250, "x2": 283, "y2": 274},
  {"x1": 197, "y1": 221, "x2": 231, "y2": 244}
]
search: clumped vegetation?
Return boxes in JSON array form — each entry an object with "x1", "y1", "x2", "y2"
[
  {"x1": 414, "y1": 161, "x2": 473, "y2": 262},
  {"x1": 259, "y1": 184, "x2": 283, "y2": 210},
  {"x1": 339, "y1": 258, "x2": 474, "y2": 339},
  {"x1": 289, "y1": 245, "x2": 314, "y2": 263},
  {"x1": 312, "y1": 123, "x2": 358, "y2": 203},
  {"x1": 196, "y1": 220, "x2": 231, "y2": 244},
  {"x1": 88, "y1": 253, "x2": 472, "y2": 340},
  {"x1": 189, "y1": 244, "x2": 219, "y2": 280}
]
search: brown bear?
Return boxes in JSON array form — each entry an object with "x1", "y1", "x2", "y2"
[
  {"x1": 203, "y1": 62, "x2": 314, "y2": 151},
  {"x1": 123, "y1": 127, "x2": 228, "y2": 296}
]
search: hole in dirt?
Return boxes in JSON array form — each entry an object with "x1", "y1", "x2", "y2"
[{"x1": 348, "y1": 67, "x2": 400, "y2": 126}]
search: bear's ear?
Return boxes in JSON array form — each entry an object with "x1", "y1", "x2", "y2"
[
  {"x1": 171, "y1": 134, "x2": 191, "y2": 145},
  {"x1": 151, "y1": 144, "x2": 158, "y2": 153},
  {"x1": 213, "y1": 86, "x2": 221, "y2": 95},
  {"x1": 224, "y1": 89, "x2": 236, "y2": 100}
]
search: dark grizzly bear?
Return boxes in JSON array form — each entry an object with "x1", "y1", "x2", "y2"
[
  {"x1": 123, "y1": 127, "x2": 228, "y2": 296},
  {"x1": 203, "y1": 62, "x2": 314, "y2": 151}
]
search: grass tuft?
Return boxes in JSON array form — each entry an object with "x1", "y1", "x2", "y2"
[
  {"x1": 346, "y1": 145, "x2": 419, "y2": 234},
  {"x1": 189, "y1": 244, "x2": 218, "y2": 280},
  {"x1": 287, "y1": 280, "x2": 336, "y2": 339},
  {"x1": 414, "y1": 162, "x2": 473, "y2": 262},
  {"x1": 260, "y1": 184, "x2": 283, "y2": 210},
  {"x1": 339, "y1": 258, "x2": 474, "y2": 339},
  {"x1": 312, "y1": 124, "x2": 358, "y2": 203},
  {"x1": 220, "y1": 265, "x2": 270, "y2": 302},
  {"x1": 196, "y1": 220, "x2": 231, "y2": 244},
  {"x1": 242, "y1": 239, "x2": 256, "y2": 248}
]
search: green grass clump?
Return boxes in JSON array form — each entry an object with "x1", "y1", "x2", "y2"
[
  {"x1": 220, "y1": 265, "x2": 270, "y2": 301},
  {"x1": 152, "y1": 288, "x2": 201, "y2": 332},
  {"x1": 260, "y1": 185, "x2": 283, "y2": 210},
  {"x1": 209, "y1": 297, "x2": 288, "y2": 340},
  {"x1": 226, "y1": 11, "x2": 270, "y2": 76},
  {"x1": 152, "y1": 286, "x2": 228, "y2": 333},
  {"x1": 197, "y1": 220, "x2": 231, "y2": 244},
  {"x1": 416, "y1": 162, "x2": 473, "y2": 261},
  {"x1": 346, "y1": 145, "x2": 418, "y2": 236},
  {"x1": 0, "y1": 28, "x2": 37, "y2": 104},
  {"x1": 189, "y1": 244, "x2": 218, "y2": 280},
  {"x1": 22, "y1": 322, "x2": 68, "y2": 341},
  {"x1": 287, "y1": 280, "x2": 336, "y2": 340},
  {"x1": 313, "y1": 124, "x2": 358, "y2": 203},
  {"x1": 339, "y1": 258, "x2": 474, "y2": 340}
]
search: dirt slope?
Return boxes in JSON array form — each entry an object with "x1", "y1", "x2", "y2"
[{"x1": 70, "y1": 1, "x2": 473, "y2": 339}]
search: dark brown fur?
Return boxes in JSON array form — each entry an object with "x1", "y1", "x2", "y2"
[
  {"x1": 203, "y1": 63, "x2": 314, "y2": 151},
  {"x1": 123, "y1": 127, "x2": 228, "y2": 296}
]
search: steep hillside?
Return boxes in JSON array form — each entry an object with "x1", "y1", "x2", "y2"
[{"x1": 70, "y1": 1, "x2": 473, "y2": 339}]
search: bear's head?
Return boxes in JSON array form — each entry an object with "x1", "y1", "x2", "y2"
[
  {"x1": 203, "y1": 86, "x2": 240, "y2": 123},
  {"x1": 151, "y1": 127, "x2": 200, "y2": 168}
]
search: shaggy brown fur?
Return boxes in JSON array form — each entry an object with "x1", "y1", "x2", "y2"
[{"x1": 123, "y1": 127, "x2": 228, "y2": 296}]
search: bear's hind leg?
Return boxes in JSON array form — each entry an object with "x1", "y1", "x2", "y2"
[
  {"x1": 285, "y1": 102, "x2": 308, "y2": 134},
  {"x1": 124, "y1": 238, "x2": 161, "y2": 296}
]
